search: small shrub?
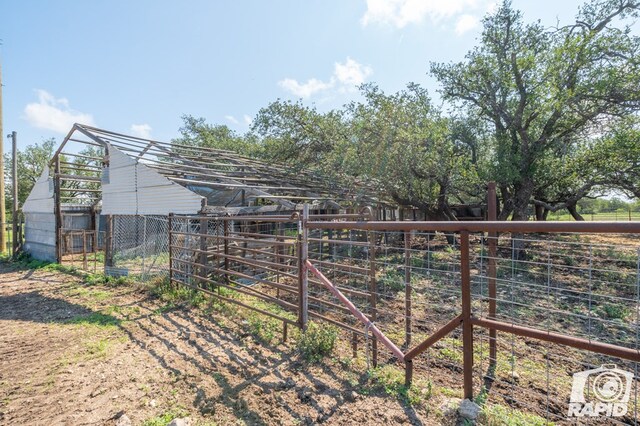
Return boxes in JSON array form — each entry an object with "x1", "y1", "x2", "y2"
[
  {"x1": 297, "y1": 322, "x2": 337, "y2": 362},
  {"x1": 597, "y1": 304, "x2": 629, "y2": 320}
]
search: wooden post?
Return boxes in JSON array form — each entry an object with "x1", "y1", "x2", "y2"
[
  {"x1": 487, "y1": 182, "x2": 498, "y2": 368},
  {"x1": 404, "y1": 231, "x2": 412, "y2": 348},
  {"x1": 369, "y1": 229, "x2": 378, "y2": 367},
  {"x1": 461, "y1": 230, "x2": 473, "y2": 400},
  {"x1": 10, "y1": 132, "x2": 18, "y2": 257},
  {"x1": 0, "y1": 61, "x2": 5, "y2": 254}
]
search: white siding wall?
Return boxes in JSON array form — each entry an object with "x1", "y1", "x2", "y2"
[
  {"x1": 102, "y1": 146, "x2": 203, "y2": 215},
  {"x1": 23, "y1": 167, "x2": 57, "y2": 260},
  {"x1": 23, "y1": 166, "x2": 54, "y2": 214}
]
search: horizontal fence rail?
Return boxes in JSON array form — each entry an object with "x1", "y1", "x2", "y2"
[{"x1": 169, "y1": 209, "x2": 640, "y2": 424}]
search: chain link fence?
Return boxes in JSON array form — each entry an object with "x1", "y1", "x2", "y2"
[{"x1": 107, "y1": 215, "x2": 170, "y2": 279}]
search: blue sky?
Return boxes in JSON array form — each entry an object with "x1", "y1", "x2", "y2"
[{"x1": 1, "y1": 0, "x2": 588, "y2": 150}]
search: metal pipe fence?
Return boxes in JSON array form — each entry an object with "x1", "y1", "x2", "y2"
[
  {"x1": 59, "y1": 229, "x2": 104, "y2": 272},
  {"x1": 169, "y1": 212, "x2": 640, "y2": 424}
]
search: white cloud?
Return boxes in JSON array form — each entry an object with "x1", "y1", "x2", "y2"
[
  {"x1": 455, "y1": 14, "x2": 480, "y2": 35},
  {"x1": 224, "y1": 115, "x2": 240, "y2": 125},
  {"x1": 334, "y1": 57, "x2": 373, "y2": 87},
  {"x1": 243, "y1": 115, "x2": 253, "y2": 126},
  {"x1": 278, "y1": 77, "x2": 334, "y2": 99},
  {"x1": 361, "y1": 0, "x2": 491, "y2": 34},
  {"x1": 130, "y1": 123, "x2": 152, "y2": 139},
  {"x1": 278, "y1": 57, "x2": 373, "y2": 98},
  {"x1": 23, "y1": 89, "x2": 95, "y2": 133}
]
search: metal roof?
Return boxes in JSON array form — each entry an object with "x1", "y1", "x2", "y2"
[{"x1": 47, "y1": 123, "x2": 389, "y2": 213}]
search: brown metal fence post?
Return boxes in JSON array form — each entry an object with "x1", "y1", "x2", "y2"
[
  {"x1": 487, "y1": 182, "x2": 498, "y2": 369},
  {"x1": 105, "y1": 215, "x2": 113, "y2": 269},
  {"x1": 224, "y1": 220, "x2": 229, "y2": 285},
  {"x1": 82, "y1": 230, "x2": 87, "y2": 270},
  {"x1": 199, "y1": 213, "x2": 208, "y2": 288},
  {"x1": 298, "y1": 204, "x2": 309, "y2": 330},
  {"x1": 369, "y1": 229, "x2": 378, "y2": 367},
  {"x1": 168, "y1": 213, "x2": 174, "y2": 287},
  {"x1": 404, "y1": 231, "x2": 412, "y2": 348},
  {"x1": 460, "y1": 230, "x2": 473, "y2": 400}
]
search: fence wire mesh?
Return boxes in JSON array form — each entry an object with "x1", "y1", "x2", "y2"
[{"x1": 108, "y1": 215, "x2": 170, "y2": 279}]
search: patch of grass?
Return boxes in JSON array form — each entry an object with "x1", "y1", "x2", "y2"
[
  {"x1": 597, "y1": 303, "x2": 629, "y2": 320},
  {"x1": 84, "y1": 272, "x2": 134, "y2": 287},
  {"x1": 68, "y1": 287, "x2": 112, "y2": 301},
  {"x1": 67, "y1": 312, "x2": 121, "y2": 328},
  {"x1": 480, "y1": 404, "x2": 551, "y2": 426},
  {"x1": 378, "y1": 268, "x2": 405, "y2": 292},
  {"x1": 367, "y1": 365, "x2": 431, "y2": 406},
  {"x1": 436, "y1": 338, "x2": 463, "y2": 363},
  {"x1": 438, "y1": 386, "x2": 462, "y2": 398},
  {"x1": 148, "y1": 277, "x2": 206, "y2": 308},
  {"x1": 246, "y1": 313, "x2": 281, "y2": 344},
  {"x1": 85, "y1": 338, "x2": 111, "y2": 359},
  {"x1": 297, "y1": 322, "x2": 337, "y2": 362},
  {"x1": 241, "y1": 297, "x2": 295, "y2": 344},
  {"x1": 142, "y1": 408, "x2": 190, "y2": 426}
]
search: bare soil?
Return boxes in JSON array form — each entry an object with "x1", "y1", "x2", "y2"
[{"x1": 0, "y1": 263, "x2": 453, "y2": 426}]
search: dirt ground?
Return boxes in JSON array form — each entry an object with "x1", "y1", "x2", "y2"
[{"x1": 0, "y1": 263, "x2": 458, "y2": 426}]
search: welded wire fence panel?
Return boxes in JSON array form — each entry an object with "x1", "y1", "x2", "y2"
[
  {"x1": 306, "y1": 228, "x2": 466, "y2": 371},
  {"x1": 303, "y1": 221, "x2": 640, "y2": 425},
  {"x1": 470, "y1": 232, "x2": 640, "y2": 424},
  {"x1": 108, "y1": 215, "x2": 169, "y2": 278}
]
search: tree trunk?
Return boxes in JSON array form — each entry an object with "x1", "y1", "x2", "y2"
[
  {"x1": 567, "y1": 203, "x2": 585, "y2": 221},
  {"x1": 510, "y1": 179, "x2": 534, "y2": 260},
  {"x1": 542, "y1": 208, "x2": 549, "y2": 221},
  {"x1": 535, "y1": 204, "x2": 545, "y2": 221}
]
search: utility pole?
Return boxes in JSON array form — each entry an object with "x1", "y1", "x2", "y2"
[
  {"x1": 0, "y1": 59, "x2": 5, "y2": 254},
  {"x1": 10, "y1": 131, "x2": 17, "y2": 256}
]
